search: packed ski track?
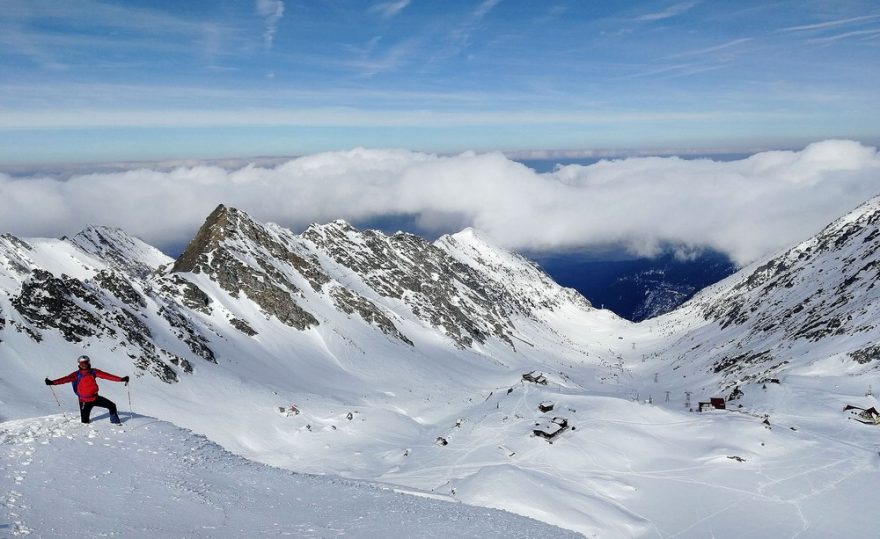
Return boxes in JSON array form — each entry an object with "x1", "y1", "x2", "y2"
[{"x1": 2, "y1": 197, "x2": 880, "y2": 537}]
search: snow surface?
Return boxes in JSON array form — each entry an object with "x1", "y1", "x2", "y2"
[
  {"x1": 0, "y1": 415, "x2": 579, "y2": 538},
  {"x1": 2, "y1": 199, "x2": 880, "y2": 538}
]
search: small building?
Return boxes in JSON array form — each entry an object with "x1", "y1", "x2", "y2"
[
  {"x1": 532, "y1": 417, "x2": 569, "y2": 442},
  {"x1": 278, "y1": 404, "x2": 300, "y2": 417},
  {"x1": 698, "y1": 398, "x2": 726, "y2": 412},
  {"x1": 844, "y1": 405, "x2": 880, "y2": 425},
  {"x1": 522, "y1": 371, "x2": 548, "y2": 385},
  {"x1": 538, "y1": 401, "x2": 554, "y2": 413}
]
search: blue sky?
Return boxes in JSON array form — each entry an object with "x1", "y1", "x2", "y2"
[{"x1": 1, "y1": 0, "x2": 879, "y2": 164}]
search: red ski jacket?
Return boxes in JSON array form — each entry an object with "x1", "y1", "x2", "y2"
[{"x1": 49, "y1": 369, "x2": 124, "y2": 402}]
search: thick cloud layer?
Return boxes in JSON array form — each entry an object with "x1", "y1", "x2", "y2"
[{"x1": 1, "y1": 140, "x2": 878, "y2": 265}]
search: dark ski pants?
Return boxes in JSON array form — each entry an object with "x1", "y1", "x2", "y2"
[{"x1": 79, "y1": 396, "x2": 120, "y2": 424}]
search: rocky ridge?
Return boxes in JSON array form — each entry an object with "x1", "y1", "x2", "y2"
[
  {"x1": 0, "y1": 204, "x2": 599, "y2": 384},
  {"x1": 3, "y1": 197, "x2": 879, "y2": 401},
  {"x1": 661, "y1": 195, "x2": 880, "y2": 393},
  {"x1": 0, "y1": 227, "x2": 210, "y2": 383},
  {"x1": 301, "y1": 221, "x2": 518, "y2": 348}
]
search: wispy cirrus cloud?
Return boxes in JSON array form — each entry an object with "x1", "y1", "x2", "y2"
[
  {"x1": 448, "y1": 0, "x2": 503, "y2": 48},
  {"x1": 256, "y1": 0, "x2": 285, "y2": 49},
  {"x1": 635, "y1": 1, "x2": 701, "y2": 22},
  {"x1": 618, "y1": 61, "x2": 732, "y2": 81},
  {"x1": 2, "y1": 0, "x2": 229, "y2": 36},
  {"x1": 474, "y1": 0, "x2": 503, "y2": 19},
  {"x1": 778, "y1": 12, "x2": 880, "y2": 47},
  {"x1": 0, "y1": 81, "x2": 563, "y2": 112},
  {"x1": 1, "y1": 0, "x2": 237, "y2": 67},
  {"x1": 668, "y1": 37, "x2": 753, "y2": 58},
  {"x1": 0, "y1": 27, "x2": 68, "y2": 71},
  {"x1": 779, "y1": 14, "x2": 880, "y2": 32},
  {"x1": 370, "y1": 0, "x2": 411, "y2": 19},
  {"x1": 638, "y1": 37, "x2": 755, "y2": 79},
  {"x1": 424, "y1": 0, "x2": 503, "y2": 64},
  {"x1": 807, "y1": 28, "x2": 880, "y2": 46},
  {"x1": 349, "y1": 38, "x2": 423, "y2": 76}
]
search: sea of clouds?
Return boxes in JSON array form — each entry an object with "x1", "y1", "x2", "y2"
[{"x1": 1, "y1": 139, "x2": 878, "y2": 265}]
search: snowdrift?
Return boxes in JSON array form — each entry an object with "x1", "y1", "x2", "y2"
[{"x1": 0, "y1": 414, "x2": 578, "y2": 538}]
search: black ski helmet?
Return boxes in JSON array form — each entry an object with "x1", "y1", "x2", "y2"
[{"x1": 77, "y1": 354, "x2": 91, "y2": 366}]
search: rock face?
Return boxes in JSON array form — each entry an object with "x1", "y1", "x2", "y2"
[
  {"x1": 12, "y1": 269, "x2": 104, "y2": 343},
  {"x1": 173, "y1": 205, "x2": 320, "y2": 331},
  {"x1": 330, "y1": 285, "x2": 413, "y2": 345},
  {"x1": 158, "y1": 275, "x2": 211, "y2": 314},
  {"x1": 703, "y1": 198, "x2": 880, "y2": 341},
  {"x1": 435, "y1": 228, "x2": 592, "y2": 316},
  {"x1": 0, "y1": 224, "x2": 207, "y2": 384},
  {"x1": 300, "y1": 221, "x2": 595, "y2": 349},
  {"x1": 303, "y1": 222, "x2": 514, "y2": 348}
]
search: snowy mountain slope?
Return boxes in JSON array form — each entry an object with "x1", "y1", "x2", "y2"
[
  {"x1": 0, "y1": 205, "x2": 631, "y2": 535},
  {"x1": 299, "y1": 218, "x2": 596, "y2": 351},
  {"x1": 0, "y1": 415, "x2": 579, "y2": 538},
  {"x1": 638, "y1": 194, "x2": 880, "y2": 402},
  {"x1": 69, "y1": 226, "x2": 172, "y2": 278},
  {"x1": 434, "y1": 228, "x2": 592, "y2": 317},
  {"x1": 2, "y1": 198, "x2": 880, "y2": 537},
  {"x1": 0, "y1": 227, "x2": 215, "y2": 397}
]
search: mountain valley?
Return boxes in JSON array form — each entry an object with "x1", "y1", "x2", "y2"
[{"x1": 2, "y1": 197, "x2": 879, "y2": 537}]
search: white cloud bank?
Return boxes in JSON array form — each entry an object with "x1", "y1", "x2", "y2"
[{"x1": 1, "y1": 140, "x2": 878, "y2": 265}]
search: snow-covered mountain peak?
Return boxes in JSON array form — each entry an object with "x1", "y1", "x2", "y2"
[
  {"x1": 437, "y1": 227, "x2": 530, "y2": 273},
  {"x1": 447, "y1": 226, "x2": 488, "y2": 243},
  {"x1": 436, "y1": 228, "x2": 593, "y2": 315},
  {"x1": 171, "y1": 209, "x2": 599, "y2": 350},
  {"x1": 0, "y1": 233, "x2": 34, "y2": 276},
  {"x1": 69, "y1": 225, "x2": 171, "y2": 278},
  {"x1": 0, "y1": 231, "x2": 113, "y2": 287},
  {"x1": 300, "y1": 218, "x2": 524, "y2": 348},
  {"x1": 170, "y1": 204, "x2": 324, "y2": 331},
  {"x1": 301, "y1": 218, "x2": 360, "y2": 245},
  {"x1": 172, "y1": 204, "x2": 260, "y2": 273}
]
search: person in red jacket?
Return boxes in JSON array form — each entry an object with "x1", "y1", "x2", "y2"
[{"x1": 45, "y1": 355, "x2": 130, "y2": 424}]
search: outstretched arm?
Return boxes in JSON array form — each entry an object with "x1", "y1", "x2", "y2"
[
  {"x1": 95, "y1": 370, "x2": 128, "y2": 383},
  {"x1": 46, "y1": 372, "x2": 76, "y2": 385}
]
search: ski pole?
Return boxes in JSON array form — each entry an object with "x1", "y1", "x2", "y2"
[
  {"x1": 48, "y1": 384, "x2": 69, "y2": 420},
  {"x1": 48, "y1": 384, "x2": 62, "y2": 408},
  {"x1": 127, "y1": 380, "x2": 134, "y2": 421}
]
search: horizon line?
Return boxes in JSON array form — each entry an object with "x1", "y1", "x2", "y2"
[{"x1": 4, "y1": 140, "x2": 878, "y2": 177}]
